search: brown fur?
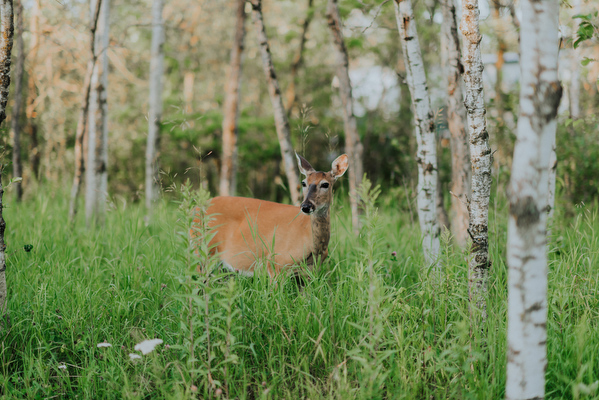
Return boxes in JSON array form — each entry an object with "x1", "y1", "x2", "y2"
[{"x1": 192, "y1": 154, "x2": 349, "y2": 277}]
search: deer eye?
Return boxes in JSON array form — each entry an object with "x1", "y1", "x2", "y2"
[
  {"x1": 302, "y1": 181, "x2": 307, "y2": 187},
  {"x1": 321, "y1": 182, "x2": 330, "y2": 189}
]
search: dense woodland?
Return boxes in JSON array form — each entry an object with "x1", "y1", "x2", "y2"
[
  {"x1": 3, "y1": 0, "x2": 595, "y2": 206},
  {"x1": 0, "y1": 0, "x2": 598, "y2": 398}
]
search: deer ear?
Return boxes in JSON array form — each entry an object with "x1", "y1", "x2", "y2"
[
  {"x1": 331, "y1": 154, "x2": 349, "y2": 180},
  {"x1": 296, "y1": 153, "x2": 315, "y2": 176}
]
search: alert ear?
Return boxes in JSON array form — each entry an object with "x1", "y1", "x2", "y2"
[
  {"x1": 331, "y1": 154, "x2": 349, "y2": 180},
  {"x1": 296, "y1": 153, "x2": 315, "y2": 176}
]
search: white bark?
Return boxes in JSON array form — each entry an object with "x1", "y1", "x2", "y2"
[
  {"x1": 442, "y1": 0, "x2": 471, "y2": 247},
  {"x1": 85, "y1": 0, "x2": 100, "y2": 225},
  {"x1": 98, "y1": 0, "x2": 110, "y2": 219},
  {"x1": 569, "y1": 0, "x2": 581, "y2": 119},
  {"x1": 220, "y1": 0, "x2": 245, "y2": 197},
  {"x1": 85, "y1": 0, "x2": 109, "y2": 226},
  {"x1": 460, "y1": 0, "x2": 492, "y2": 323},
  {"x1": 547, "y1": 133, "x2": 557, "y2": 222},
  {"x1": 506, "y1": 0, "x2": 562, "y2": 397},
  {"x1": 394, "y1": 0, "x2": 440, "y2": 267},
  {"x1": 250, "y1": 0, "x2": 300, "y2": 206},
  {"x1": 0, "y1": 0, "x2": 13, "y2": 320},
  {"x1": 11, "y1": 0, "x2": 23, "y2": 201},
  {"x1": 68, "y1": 0, "x2": 102, "y2": 223},
  {"x1": 326, "y1": 0, "x2": 364, "y2": 236},
  {"x1": 146, "y1": 0, "x2": 164, "y2": 213}
]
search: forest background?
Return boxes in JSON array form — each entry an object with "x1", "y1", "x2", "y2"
[
  {"x1": 8, "y1": 0, "x2": 598, "y2": 208},
  {"x1": 1, "y1": 0, "x2": 599, "y2": 398}
]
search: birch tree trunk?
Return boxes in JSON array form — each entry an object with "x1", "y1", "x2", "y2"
[
  {"x1": 219, "y1": 0, "x2": 245, "y2": 197},
  {"x1": 69, "y1": 0, "x2": 102, "y2": 222},
  {"x1": 285, "y1": 0, "x2": 313, "y2": 116},
  {"x1": 436, "y1": 170, "x2": 450, "y2": 231},
  {"x1": 327, "y1": 0, "x2": 364, "y2": 236},
  {"x1": 25, "y1": 0, "x2": 39, "y2": 180},
  {"x1": 86, "y1": 0, "x2": 109, "y2": 226},
  {"x1": 547, "y1": 134, "x2": 557, "y2": 222},
  {"x1": 145, "y1": 0, "x2": 164, "y2": 215},
  {"x1": 85, "y1": 0, "x2": 100, "y2": 226},
  {"x1": 10, "y1": 0, "x2": 23, "y2": 201},
  {"x1": 97, "y1": 0, "x2": 110, "y2": 222},
  {"x1": 394, "y1": 0, "x2": 440, "y2": 266},
  {"x1": 249, "y1": 0, "x2": 300, "y2": 206},
  {"x1": 442, "y1": 0, "x2": 471, "y2": 247},
  {"x1": 0, "y1": 0, "x2": 14, "y2": 324},
  {"x1": 569, "y1": 0, "x2": 581, "y2": 120},
  {"x1": 460, "y1": 0, "x2": 492, "y2": 324},
  {"x1": 506, "y1": 0, "x2": 562, "y2": 397}
]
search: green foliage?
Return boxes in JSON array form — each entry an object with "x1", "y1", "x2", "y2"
[
  {"x1": 557, "y1": 115, "x2": 599, "y2": 211},
  {"x1": 573, "y1": 12, "x2": 598, "y2": 49},
  {"x1": 1, "y1": 188, "x2": 598, "y2": 398}
]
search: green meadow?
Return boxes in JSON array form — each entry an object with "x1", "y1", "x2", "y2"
[{"x1": 1, "y1": 184, "x2": 598, "y2": 399}]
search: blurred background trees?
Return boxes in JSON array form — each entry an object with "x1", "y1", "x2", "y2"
[{"x1": 3, "y1": 0, "x2": 599, "y2": 214}]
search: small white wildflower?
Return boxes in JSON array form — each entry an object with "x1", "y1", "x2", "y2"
[
  {"x1": 129, "y1": 353, "x2": 142, "y2": 360},
  {"x1": 58, "y1": 364, "x2": 67, "y2": 370},
  {"x1": 134, "y1": 338, "x2": 163, "y2": 355},
  {"x1": 97, "y1": 342, "x2": 112, "y2": 348}
]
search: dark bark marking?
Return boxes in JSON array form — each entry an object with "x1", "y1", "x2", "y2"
[{"x1": 511, "y1": 195, "x2": 540, "y2": 228}]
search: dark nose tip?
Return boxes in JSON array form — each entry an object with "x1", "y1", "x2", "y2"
[{"x1": 301, "y1": 203, "x2": 315, "y2": 214}]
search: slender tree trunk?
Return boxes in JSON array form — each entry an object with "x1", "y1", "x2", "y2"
[
  {"x1": 219, "y1": 0, "x2": 245, "y2": 197},
  {"x1": 86, "y1": 1, "x2": 99, "y2": 226},
  {"x1": 86, "y1": 0, "x2": 109, "y2": 226},
  {"x1": 285, "y1": 0, "x2": 313, "y2": 117},
  {"x1": 394, "y1": 0, "x2": 440, "y2": 266},
  {"x1": 249, "y1": 0, "x2": 300, "y2": 206},
  {"x1": 442, "y1": 0, "x2": 470, "y2": 247},
  {"x1": 10, "y1": 0, "x2": 23, "y2": 201},
  {"x1": 327, "y1": 0, "x2": 364, "y2": 236},
  {"x1": 0, "y1": 0, "x2": 14, "y2": 324},
  {"x1": 547, "y1": 134, "x2": 557, "y2": 222},
  {"x1": 145, "y1": 0, "x2": 164, "y2": 216},
  {"x1": 461, "y1": 0, "x2": 492, "y2": 325},
  {"x1": 97, "y1": 0, "x2": 109, "y2": 222},
  {"x1": 506, "y1": 0, "x2": 562, "y2": 397},
  {"x1": 569, "y1": 0, "x2": 581, "y2": 120},
  {"x1": 25, "y1": 0, "x2": 39, "y2": 180},
  {"x1": 436, "y1": 168, "x2": 450, "y2": 232},
  {"x1": 68, "y1": 0, "x2": 102, "y2": 223},
  {"x1": 493, "y1": 2, "x2": 506, "y2": 123}
]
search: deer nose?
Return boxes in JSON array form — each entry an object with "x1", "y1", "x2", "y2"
[{"x1": 301, "y1": 202, "x2": 315, "y2": 214}]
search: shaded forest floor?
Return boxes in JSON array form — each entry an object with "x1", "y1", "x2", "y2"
[{"x1": 1, "y1": 187, "x2": 598, "y2": 399}]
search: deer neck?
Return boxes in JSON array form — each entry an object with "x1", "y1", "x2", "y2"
[{"x1": 310, "y1": 207, "x2": 331, "y2": 260}]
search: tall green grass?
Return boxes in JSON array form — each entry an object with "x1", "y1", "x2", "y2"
[{"x1": 0, "y1": 186, "x2": 597, "y2": 399}]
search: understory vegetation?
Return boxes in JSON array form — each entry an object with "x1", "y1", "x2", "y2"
[{"x1": 1, "y1": 182, "x2": 598, "y2": 399}]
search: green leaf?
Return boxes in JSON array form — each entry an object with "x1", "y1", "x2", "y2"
[{"x1": 581, "y1": 57, "x2": 595, "y2": 66}]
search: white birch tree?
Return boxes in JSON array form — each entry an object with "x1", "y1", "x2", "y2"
[
  {"x1": 506, "y1": 0, "x2": 562, "y2": 397},
  {"x1": 145, "y1": 0, "x2": 164, "y2": 215},
  {"x1": 460, "y1": 0, "x2": 492, "y2": 323},
  {"x1": 219, "y1": 0, "x2": 245, "y2": 197},
  {"x1": 326, "y1": 0, "x2": 364, "y2": 236},
  {"x1": 0, "y1": 0, "x2": 14, "y2": 324},
  {"x1": 68, "y1": 0, "x2": 102, "y2": 222},
  {"x1": 285, "y1": 0, "x2": 313, "y2": 116},
  {"x1": 569, "y1": 0, "x2": 581, "y2": 120},
  {"x1": 97, "y1": 0, "x2": 110, "y2": 220},
  {"x1": 85, "y1": 0, "x2": 109, "y2": 226},
  {"x1": 441, "y1": 0, "x2": 471, "y2": 247},
  {"x1": 249, "y1": 0, "x2": 300, "y2": 206},
  {"x1": 394, "y1": 0, "x2": 440, "y2": 266},
  {"x1": 10, "y1": 0, "x2": 23, "y2": 202}
]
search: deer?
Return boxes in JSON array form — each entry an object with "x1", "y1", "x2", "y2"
[{"x1": 192, "y1": 153, "x2": 349, "y2": 278}]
